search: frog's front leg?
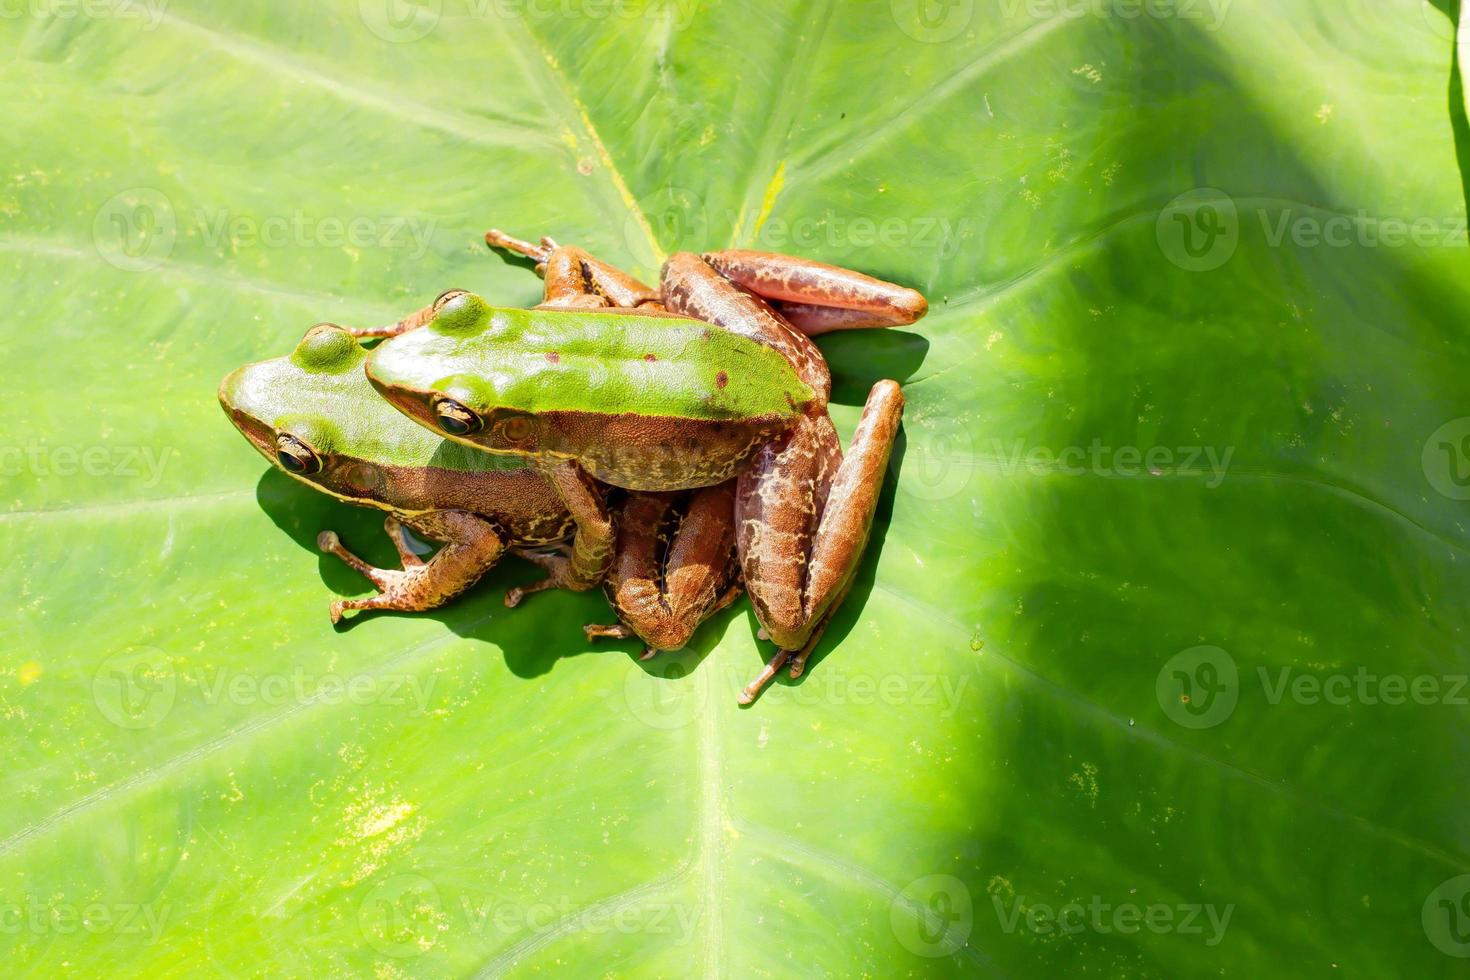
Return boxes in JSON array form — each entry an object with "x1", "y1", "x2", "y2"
[
  {"x1": 584, "y1": 483, "x2": 742, "y2": 660},
  {"x1": 335, "y1": 289, "x2": 473, "y2": 339},
  {"x1": 735, "y1": 382, "x2": 905, "y2": 703},
  {"x1": 505, "y1": 459, "x2": 616, "y2": 607},
  {"x1": 317, "y1": 510, "x2": 507, "y2": 623}
]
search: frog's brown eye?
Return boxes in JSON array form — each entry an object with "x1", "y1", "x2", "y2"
[
  {"x1": 498, "y1": 416, "x2": 535, "y2": 443},
  {"x1": 275, "y1": 434, "x2": 322, "y2": 475},
  {"x1": 433, "y1": 397, "x2": 481, "y2": 435},
  {"x1": 433, "y1": 289, "x2": 469, "y2": 312}
]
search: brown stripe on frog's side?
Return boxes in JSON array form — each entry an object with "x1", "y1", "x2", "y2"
[
  {"x1": 660, "y1": 252, "x2": 833, "y2": 407},
  {"x1": 519, "y1": 409, "x2": 792, "y2": 491}
]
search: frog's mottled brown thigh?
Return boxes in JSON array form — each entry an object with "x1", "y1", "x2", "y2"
[
  {"x1": 317, "y1": 510, "x2": 507, "y2": 623},
  {"x1": 585, "y1": 483, "x2": 741, "y2": 659},
  {"x1": 734, "y1": 381, "x2": 905, "y2": 702},
  {"x1": 699, "y1": 249, "x2": 928, "y2": 334}
]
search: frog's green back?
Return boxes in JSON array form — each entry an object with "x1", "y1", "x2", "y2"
[
  {"x1": 219, "y1": 325, "x2": 525, "y2": 473},
  {"x1": 368, "y1": 299, "x2": 814, "y2": 421}
]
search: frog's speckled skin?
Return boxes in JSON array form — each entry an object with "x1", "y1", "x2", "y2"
[{"x1": 219, "y1": 325, "x2": 581, "y2": 622}]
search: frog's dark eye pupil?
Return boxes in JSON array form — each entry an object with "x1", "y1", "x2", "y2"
[
  {"x1": 275, "y1": 435, "x2": 322, "y2": 475},
  {"x1": 434, "y1": 399, "x2": 480, "y2": 435}
]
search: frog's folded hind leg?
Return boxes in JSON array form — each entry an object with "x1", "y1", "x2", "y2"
[
  {"x1": 699, "y1": 249, "x2": 928, "y2": 334},
  {"x1": 736, "y1": 381, "x2": 905, "y2": 703},
  {"x1": 317, "y1": 511, "x2": 507, "y2": 624},
  {"x1": 594, "y1": 484, "x2": 741, "y2": 660}
]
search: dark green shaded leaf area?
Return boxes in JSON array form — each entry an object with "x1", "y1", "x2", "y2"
[{"x1": 2, "y1": 1, "x2": 1468, "y2": 976}]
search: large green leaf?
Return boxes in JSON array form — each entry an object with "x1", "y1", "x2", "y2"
[{"x1": 3, "y1": 1, "x2": 1468, "y2": 975}]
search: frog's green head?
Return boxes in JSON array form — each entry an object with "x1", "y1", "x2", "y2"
[
  {"x1": 218, "y1": 323, "x2": 499, "y2": 507},
  {"x1": 365, "y1": 290, "x2": 816, "y2": 463}
]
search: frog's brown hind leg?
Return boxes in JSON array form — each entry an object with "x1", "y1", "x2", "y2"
[
  {"x1": 488, "y1": 229, "x2": 664, "y2": 310},
  {"x1": 586, "y1": 484, "x2": 741, "y2": 660},
  {"x1": 736, "y1": 382, "x2": 905, "y2": 703},
  {"x1": 700, "y1": 249, "x2": 928, "y2": 334},
  {"x1": 317, "y1": 510, "x2": 507, "y2": 623}
]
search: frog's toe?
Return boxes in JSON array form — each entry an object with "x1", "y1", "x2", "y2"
[
  {"x1": 738, "y1": 650, "x2": 792, "y2": 706},
  {"x1": 317, "y1": 531, "x2": 339, "y2": 551}
]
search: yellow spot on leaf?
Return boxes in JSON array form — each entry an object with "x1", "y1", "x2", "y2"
[
  {"x1": 752, "y1": 161, "x2": 787, "y2": 241},
  {"x1": 18, "y1": 662, "x2": 41, "y2": 686}
]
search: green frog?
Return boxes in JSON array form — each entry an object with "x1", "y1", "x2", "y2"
[{"x1": 364, "y1": 234, "x2": 925, "y2": 701}]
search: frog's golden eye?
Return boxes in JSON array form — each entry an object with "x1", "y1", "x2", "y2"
[
  {"x1": 498, "y1": 416, "x2": 535, "y2": 443},
  {"x1": 433, "y1": 397, "x2": 482, "y2": 436},
  {"x1": 433, "y1": 289, "x2": 469, "y2": 312},
  {"x1": 275, "y1": 434, "x2": 322, "y2": 475}
]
